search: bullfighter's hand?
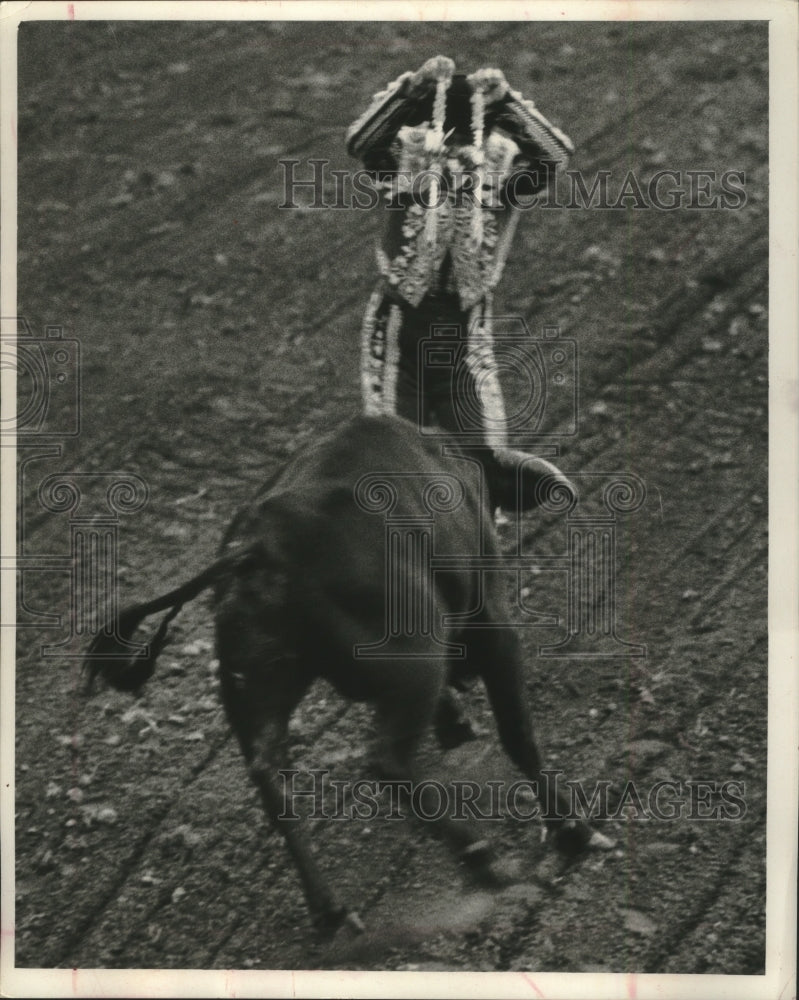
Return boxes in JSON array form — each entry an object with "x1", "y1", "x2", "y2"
[
  {"x1": 468, "y1": 67, "x2": 510, "y2": 104},
  {"x1": 403, "y1": 55, "x2": 456, "y2": 98}
]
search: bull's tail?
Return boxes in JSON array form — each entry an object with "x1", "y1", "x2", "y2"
[{"x1": 82, "y1": 545, "x2": 263, "y2": 696}]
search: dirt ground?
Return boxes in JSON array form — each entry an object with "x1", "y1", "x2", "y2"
[{"x1": 11, "y1": 18, "x2": 770, "y2": 979}]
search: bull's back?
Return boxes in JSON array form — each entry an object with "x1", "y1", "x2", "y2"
[
  {"x1": 269, "y1": 415, "x2": 452, "y2": 493},
  {"x1": 220, "y1": 414, "x2": 492, "y2": 642},
  {"x1": 266, "y1": 414, "x2": 487, "y2": 555}
]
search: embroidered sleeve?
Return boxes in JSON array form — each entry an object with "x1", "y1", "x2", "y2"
[
  {"x1": 492, "y1": 89, "x2": 574, "y2": 167},
  {"x1": 346, "y1": 71, "x2": 417, "y2": 164},
  {"x1": 346, "y1": 56, "x2": 455, "y2": 167}
]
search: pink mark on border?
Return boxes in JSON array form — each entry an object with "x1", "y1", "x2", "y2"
[
  {"x1": 521, "y1": 972, "x2": 545, "y2": 998},
  {"x1": 67, "y1": 3, "x2": 75, "y2": 19},
  {"x1": 628, "y1": 972, "x2": 638, "y2": 999}
]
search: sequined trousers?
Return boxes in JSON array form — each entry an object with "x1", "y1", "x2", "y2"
[{"x1": 360, "y1": 285, "x2": 509, "y2": 448}]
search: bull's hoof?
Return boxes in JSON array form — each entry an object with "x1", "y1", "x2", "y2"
[
  {"x1": 344, "y1": 910, "x2": 366, "y2": 934},
  {"x1": 436, "y1": 718, "x2": 478, "y2": 750},
  {"x1": 459, "y1": 838, "x2": 493, "y2": 866},
  {"x1": 587, "y1": 829, "x2": 615, "y2": 851},
  {"x1": 460, "y1": 840, "x2": 515, "y2": 888},
  {"x1": 479, "y1": 855, "x2": 522, "y2": 888},
  {"x1": 314, "y1": 905, "x2": 365, "y2": 939},
  {"x1": 552, "y1": 821, "x2": 615, "y2": 857},
  {"x1": 551, "y1": 819, "x2": 593, "y2": 857}
]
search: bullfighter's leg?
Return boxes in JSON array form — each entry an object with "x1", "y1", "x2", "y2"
[
  {"x1": 361, "y1": 285, "x2": 404, "y2": 419},
  {"x1": 462, "y1": 299, "x2": 577, "y2": 515}
]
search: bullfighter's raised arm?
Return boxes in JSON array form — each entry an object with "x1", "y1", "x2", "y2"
[
  {"x1": 346, "y1": 55, "x2": 455, "y2": 166},
  {"x1": 496, "y1": 89, "x2": 575, "y2": 165},
  {"x1": 467, "y1": 66, "x2": 575, "y2": 168}
]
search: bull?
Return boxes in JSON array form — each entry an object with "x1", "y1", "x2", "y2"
[{"x1": 84, "y1": 414, "x2": 611, "y2": 935}]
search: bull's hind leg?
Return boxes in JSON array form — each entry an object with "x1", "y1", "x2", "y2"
[
  {"x1": 217, "y1": 624, "x2": 360, "y2": 936},
  {"x1": 373, "y1": 659, "x2": 444, "y2": 781},
  {"x1": 373, "y1": 659, "x2": 495, "y2": 866},
  {"x1": 248, "y1": 716, "x2": 363, "y2": 936},
  {"x1": 434, "y1": 684, "x2": 477, "y2": 749},
  {"x1": 472, "y1": 626, "x2": 613, "y2": 856}
]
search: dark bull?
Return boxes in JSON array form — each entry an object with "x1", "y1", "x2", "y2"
[{"x1": 84, "y1": 414, "x2": 612, "y2": 935}]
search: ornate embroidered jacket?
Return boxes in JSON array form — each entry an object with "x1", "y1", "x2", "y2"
[{"x1": 347, "y1": 72, "x2": 574, "y2": 311}]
